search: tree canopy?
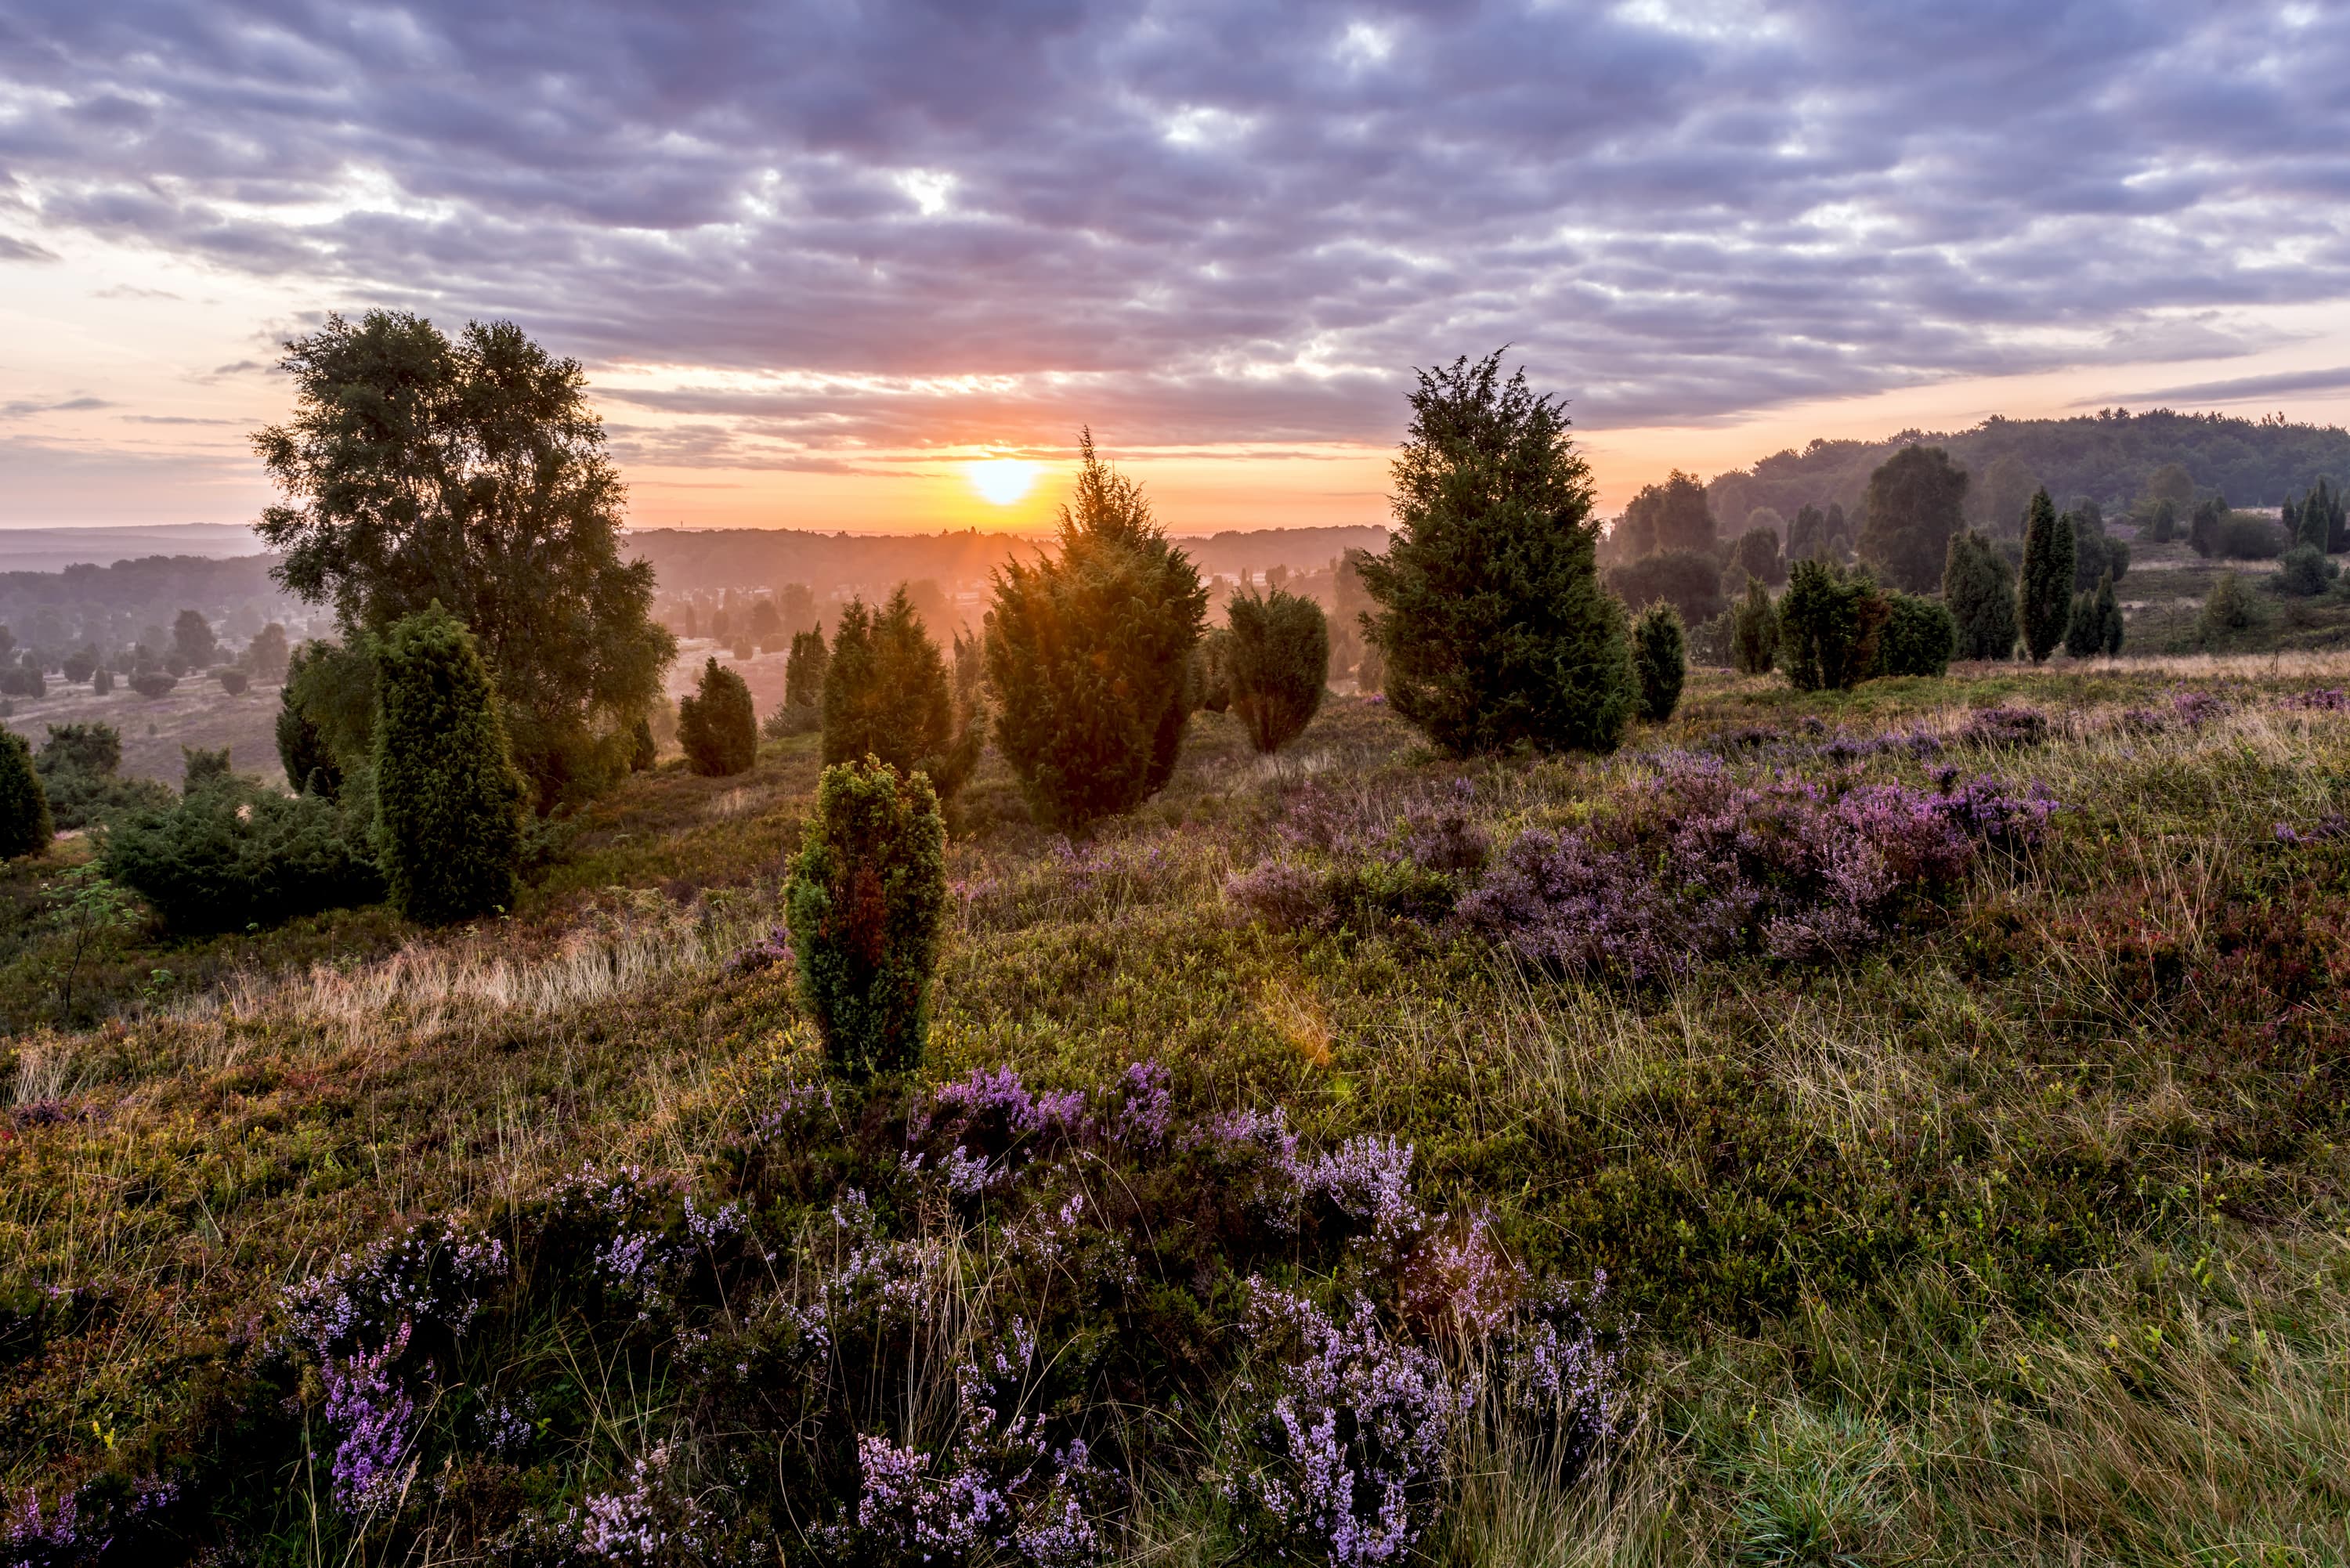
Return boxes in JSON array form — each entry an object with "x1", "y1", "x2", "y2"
[
  {"x1": 253, "y1": 310, "x2": 674, "y2": 809},
  {"x1": 1858, "y1": 445, "x2": 1969, "y2": 592}
]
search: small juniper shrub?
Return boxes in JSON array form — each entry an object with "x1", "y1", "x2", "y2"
[
  {"x1": 1729, "y1": 579, "x2": 1778, "y2": 675},
  {"x1": 1777, "y1": 560, "x2": 1885, "y2": 692},
  {"x1": 1874, "y1": 592, "x2": 1956, "y2": 677},
  {"x1": 373, "y1": 605, "x2": 526, "y2": 923},
  {"x1": 823, "y1": 588, "x2": 981, "y2": 797},
  {"x1": 678, "y1": 656, "x2": 757, "y2": 777},
  {"x1": 1630, "y1": 602, "x2": 1686, "y2": 722},
  {"x1": 1225, "y1": 588, "x2": 1329, "y2": 753},
  {"x1": 2198, "y1": 570, "x2": 2258, "y2": 646},
  {"x1": 786, "y1": 757, "x2": 949, "y2": 1078},
  {"x1": 0, "y1": 728, "x2": 52, "y2": 860}
]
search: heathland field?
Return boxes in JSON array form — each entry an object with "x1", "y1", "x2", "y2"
[{"x1": 5, "y1": 656, "x2": 2350, "y2": 1564}]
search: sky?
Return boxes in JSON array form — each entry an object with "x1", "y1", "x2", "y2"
[{"x1": 4, "y1": 0, "x2": 2350, "y2": 537}]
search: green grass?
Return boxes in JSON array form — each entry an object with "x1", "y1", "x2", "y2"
[{"x1": 5, "y1": 655, "x2": 2350, "y2": 1563}]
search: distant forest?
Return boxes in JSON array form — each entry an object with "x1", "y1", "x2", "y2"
[{"x1": 1705, "y1": 408, "x2": 2350, "y2": 533}]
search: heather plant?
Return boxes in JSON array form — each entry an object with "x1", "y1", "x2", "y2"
[
  {"x1": 1874, "y1": 592, "x2": 1956, "y2": 678},
  {"x1": 824, "y1": 587, "x2": 980, "y2": 797},
  {"x1": 678, "y1": 656, "x2": 757, "y2": 777},
  {"x1": 1941, "y1": 527, "x2": 2016, "y2": 659},
  {"x1": 985, "y1": 432, "x2": 1207, "y2": 828},
  {"x1": 1225, "y1": 588, "x2": 1329, "y2": 753},
  {"x1": 1360, "y1": 351, "x2": 1633, "y2": 757},
  {"x1": 1630, "y1": 602, "x2": 1686, "y2": 722},
  {"x1": 0, "y1": 728, "x2": 52, "y2": 860},
  {"x1": 373, "y1": 604, "x2": 526, "y2": 923},
  {"x1": 1777, "y1": 559, "x2": 1885, "y2": 692},
  {"x1": 1729, "y1": 579, "x2": 1779, "y2": 675},
  {"x1": 786, "y1": 756, "x2": 948, "y2": 1078},
  {"x1": 2017, "y1": 489, "x2": 2073, "y2": 662}
]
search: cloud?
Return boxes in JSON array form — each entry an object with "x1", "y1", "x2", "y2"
[
  {"x1": 0, "y1": 396, "x2": 112, "y2": 418},
  {"x1": 2081, "y1": 365, "x2": 2350, "y2": 407},
  {"x1": 0, "y1": 233, "x2": 59, "y2": 262},
  {"x1": 2, "y1": 0, "x2": 2349, "y2": 454}
]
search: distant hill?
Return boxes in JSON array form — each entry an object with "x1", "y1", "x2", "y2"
[
  {"x1": 1704, "y1": 408, "x2": 2350, "y2": 533},
  {"x1": 0, "y1": 523, "x2": 262, "y2": 573}
]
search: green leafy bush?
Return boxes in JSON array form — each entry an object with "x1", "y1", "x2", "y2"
[
  {"x1": 1730, "y1": 580, "x2": 1779, "y2": 675},
  {"x1": 822, "y1": 588, "x2": 979, "y2": 796},
  {"x1": 1779, "y1": 560, "x2": 1886, "y2": 692},
  {"x1": 1361, "y1": 351, "x2": 1632, "y2": 756},
  {"x1": 2274, "y1": 543, "x2": 2337, "y2": 598},
  {"x1": 1942, "y1": 529, "x2": 2016, "y2": 659},
  {"x1": 34, "y1": 724, "x2": 172, "y2": 830},
  {"x1": 1875, "y1": 593, "x2": 1957, "y2": 677},
  {"x1": 984, "y1": 432, "x2": 1206, "y2": 827},
  {"x1": 1605, "y1": 548, "x2": 1727, "y2": 629},
  {"x1": 1631, "y1": 602, "x2": 1687, "y2": 722},
  {"x1": 0, "y1": 729, "x2": 52, "y2": 860},
  {"x1": 373, "y1": 605, "x2": 526, "y2": 924},
  {"x1": 786, "y1": 757, "x2": 947, "y2": 1078},
  {"x1": 678, "y1": 657, "x2": 757, "y2": 778},
  {"x1": 99, "y1": 784, "x2": 382, "y2": 933},
  {"x1": 2017, "y1": 490, "x2": 2073, "y2": 663},
  {"x1": 128, "y1": 671, "x2": 176, "y2": 699},
  {"x1": 2197, "y1": 571, "x2": 2257, "y2": 645},
  {"x1": 1225, "y1": 589, "x2": 1329, "y2": 753}
]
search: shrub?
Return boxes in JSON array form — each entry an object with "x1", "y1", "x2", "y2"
[
  {"x1": 985, "y1": 432, "x2": 1207, "y2": 827},
  {"x1": 91, "y1": 667, "x2": 112, "y2": 695},
  {"x1": 34, "y1": 724, "x2": 172, "y2": 829},
  {"x1": 0, "y1": 663, "x2": 45, "y2": 699},
  {"x1": 766, "y1": 626, "x2": 830, "y2": 735},
  {"x1": 0, "y1": 730, "x2": 52, "y2": 860},
  {"x1": 2145, "y1": 498, "x2": 2178, "y2": 543},
  {"x1": 1226, "y1": 589, "x2": 1329, "y2": 753},
  {"x1": 785, "y1": 757, "x2": 946, "y2": 1078},
  {"x1": 1729, "y1": 580, "x2": 1779, "y2": 675},
  {"x1": 628, "y1": 714, "x2": 657, "y2": 771},
  {"x1": 1361, "y1": 352, "x2": 1633, "y2": 756},
  {"x1": 1605, "y1": 547, "x2": 1727, "y2": 630},
  {"x1": 182, "y1": 746, "x2": 234, "y2": 793},
  {"x1": 1942, "y1": 529, "x2": 2016, "y2": 659},
  {"x1": 129, "y1": 671, "x2": 176, "y2": 699},
  {"x1": 2274, "y1": 543, "x2": 2337, "y2": 598},
  {"x1": 217, "y1": 669, "x2": 250, "y2": 695},
  {"x1": 2198, "y1": 571, "x2": 2258, "y2": 645},
  {"x1": 1630, "y1": 602, "x2": 1687, "y2": 722},
  {"x1": 1191, "y1": 627, "x2": 1234, "y2": 714},
  {"x1": 1729, "y1": 524, "x2": 1788, "y2": 587},
  {"x1": 1779, "y1": 560, "x2": 1885, "y2": 692},
  {"x1": 373, "y1": 605, "x2": 526, "y2": 924},
  {"x1": 99, "y1": 784, "x2": 383, "y2": 933},
  {"x1": 1875, "y1": 593, "x2": 1956, "y2": 677},
  {"x1": 678, "y1": 657, "x2": 757, "y2": 778},
  {"x1": 62, "y1": 647, "x2": 96, "y2": 684},
  {"x1": 2214, "y1": 513, "x2": 2287, "y2": 560},
  {"x1": 2017, "y1": 489, "x2": 2073, "y2": 663},
  {"x1": 822, "y1": 589, "x2": 979, "y2": 796}
]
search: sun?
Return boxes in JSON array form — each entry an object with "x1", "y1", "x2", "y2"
[{"x1": 966, "y1": 457, "x2": 1042, "y2": 507}]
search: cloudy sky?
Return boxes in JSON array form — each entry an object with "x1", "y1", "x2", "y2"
[{"x1": 4, "y1": 0, "x2": 2349, "y2": 534}]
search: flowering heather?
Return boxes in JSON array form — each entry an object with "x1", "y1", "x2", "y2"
[
  {"x1": 1951, "y1": 706, "x2": 2050, "y2": 750},
  {"x1": 1459, "y1": 767, "x2": 2056, "y2": 981},
  {"x1": 563, "y1": 1443, "x2": 710, "y2": 1566},
  {"x1": 1228, "y1": 1283, "x2": 1468, "y2": 1568},
  {"x1": 1104, "y1": 1059, "x2": 1174, "y2": 1151},
  {"x1": 723, "y1": 922, "x2": 794, "y2": 975},
  {"x1": 2272, "y1": 813, "x2": 2350, "y2": 844},
  {"x1": 324, "y1": 1321, "x2": 418, "y2": 1514},
  {"x1": 283, "y1": 1223, "x2": 510, "y2": 1355},
  {"x1": 2281, "y1": 687, "x2": 2350, "y2": 712},
  {"x1": 1307, "y1": 1136, "x2": 1425, "y2": 1244}
]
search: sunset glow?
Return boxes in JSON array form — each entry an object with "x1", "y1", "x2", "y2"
[{"x1": 966, "y1": 458, "x2": 1044, "y2": 507}]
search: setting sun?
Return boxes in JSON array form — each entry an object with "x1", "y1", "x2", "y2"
[{"x1": 966, "y1": 457, "x2": 1043, "y2": 506}]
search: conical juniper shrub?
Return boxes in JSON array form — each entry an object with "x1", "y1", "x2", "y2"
[
  {"x1": 1629, "y1": 602, "x2": 1686, "y2": 722},
  {"x1": 2017, "y1": 489, "x2": 2073, "y2": 663},
  {"x1": 1941, "y1": 527, "x2": 2016, "y2": 659},
  {"x1": 822, "y1": 588, "x2": 979, "y2": 797},
  {"x1": 983, "y1": 432, "x2": 1207, "y2": 828},
  {"x1": 1360, "y1": 351, "x2": 1633, "y2": 755},
  {"x1": 1875, "y1": 592, "x2": 1958, "y2": 677},
  {"x1": 1778, "y1": 559, "x2": 1887, "y2": 692},
  {"x1": 373, "y1": 604, "x2": 526, "y2": 924},
  {"x1": 678, "y1": 656, "x2": 757, "y2": 777},
  {"x1": 786, "y1": 756, "x2": 947, "y2": 1078},
  {"x1": 0, "y1": 728, "x2": 52, "y2": 860},
  {"x1": 1225, "y1": 588, "x2": 1329, "y2": 753},
  {"x1": 1729, "y1": 578, "x2": 1779, "y2": 675}
]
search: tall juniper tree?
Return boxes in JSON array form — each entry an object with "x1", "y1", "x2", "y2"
[
  {"x1": 1359, "y1": 350, "x2": 1633, "y2": 756},
  {"x1": 2017, "y1": 489, "x2": 2073, "y2": 663},
  {"x1": 1942, "y1": 528, "x2": 2017, "y2": 660},
  {"x1": 372, "y1": 604, "x2": 526, "y2": 923}
]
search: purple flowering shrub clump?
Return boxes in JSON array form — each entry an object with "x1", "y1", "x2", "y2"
[
  {"x1": 2280, "y1": 687, "x2": 2349, "y2": 712},
  {"x1": 1951, "y1": 706, "x2": 2051, "y2": 750},
  {"x1": 1227, "y1": 782, "x2": 1492, "y2": 932},
  {"x1": 251, "y1": 1059, "x2": 1619, "y2": 1564},
  {"x1": 3, "y1": 1476, "x2": 179, "y2": 1565},
  {"x1": 1458, "y1": 765, "x2": 2057, "y2": 981}
]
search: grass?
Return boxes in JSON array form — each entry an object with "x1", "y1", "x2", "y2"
[{"x1": 3, "y1": 653, "x2": 2349, "y2": 1563}]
